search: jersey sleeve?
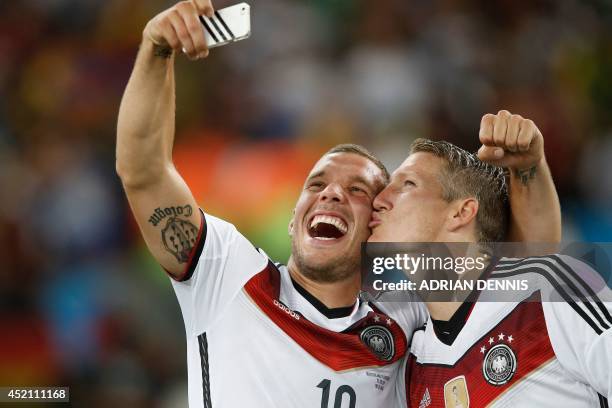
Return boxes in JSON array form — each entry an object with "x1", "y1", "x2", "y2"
[
  {"x1": 170, "y1": 211, "x2": 268, "y2": 336},
  {"x1": 541, "y1": 255, "x2": 612, "y2": 400},
  {"x1": 373, "y1": 291, "x2": 429, "y2": 341}
]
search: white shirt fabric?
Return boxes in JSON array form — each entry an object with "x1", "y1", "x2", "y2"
[
  {"x1": 170, "y1": 212, "x2": 419, "y2": 408},
  {"x1": 403, "y1": 255, "x2": 612, "y2": 407}
]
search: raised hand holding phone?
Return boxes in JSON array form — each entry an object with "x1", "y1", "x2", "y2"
[{"x1": 143, "y1": 1, "x2": 250, "y2": 60}]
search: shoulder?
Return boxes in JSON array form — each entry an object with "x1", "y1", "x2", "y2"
[
  {"x1": 370, "y1": 291, "x2": 428, "y2": 338},
  {"x1": 492, "y1": 254, "x2": 606, "y2": 295},
  {"x1": 494, "y1": 255, "x2": 612, "y2": 335}
]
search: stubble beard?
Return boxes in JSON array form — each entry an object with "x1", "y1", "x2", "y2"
[{"x1": 291, "y1": 239, "x2": 360, "y2": 284}]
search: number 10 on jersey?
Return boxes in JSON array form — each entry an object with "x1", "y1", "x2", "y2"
[{"x1": 317, "y1": 379, "x2": 356, "y2": 408}]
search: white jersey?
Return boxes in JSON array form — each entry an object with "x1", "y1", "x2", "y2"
[
  {"x1": 404, "y1": 255, "x2": 612, "y2": 408},
  {"x1": 170, "y1": 212, "x2": 415, "y2": 408}
]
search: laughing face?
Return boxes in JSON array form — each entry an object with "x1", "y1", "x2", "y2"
[{"x1": 289, "y1": 152, "x2": 386, "y2": 283}]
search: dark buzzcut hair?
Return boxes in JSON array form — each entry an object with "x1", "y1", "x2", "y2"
[
  {"x1": 325, "y1": 144, "x2": 390, "y2": 184},
  {"x1": 409, "y1": 138, "x2": 509, "y2": 242}
]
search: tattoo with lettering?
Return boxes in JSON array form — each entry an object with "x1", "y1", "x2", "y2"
[
  {"x1": 513, "y1": 166, "x2": 537, "y2": 186},
  {"x1": 148, "y1": 205, "x2": 193, "y2": 226},
  {"x1": 153, "y1": 44, "x2": 173, "y2": 59},
  {"x1": 149, "y1": 205, "x2": 199, "y2": 263}
]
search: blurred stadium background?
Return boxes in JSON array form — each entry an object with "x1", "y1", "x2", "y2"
[{"x1": 1, "y1": 0, "x2": 612, "y2": 406}]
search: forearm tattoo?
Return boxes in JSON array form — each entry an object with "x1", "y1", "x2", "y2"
[
  {"x1": 148, "y1": 205, "x2": 199, "y2": 263},
  {"x1": 513, "y1": 166, "x2": 538, "y2": 186},
  {"x1": 153, "y1": 44, "x2": 173, "y2": 59}
]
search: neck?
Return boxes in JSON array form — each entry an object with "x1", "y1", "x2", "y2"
[
  {"x1": 286, "y1": 259, "x2": 361, "y2": 309},
  {"x1": 422, "y1": 243, "x2": 491, "y2": 321},
  {"x1": 426, "y1": 301, "x2": 463, "y2": 321}
]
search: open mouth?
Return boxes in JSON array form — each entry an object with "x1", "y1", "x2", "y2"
[{"x1": 308, "y1": 215, "x2": 348, "y2": 240}]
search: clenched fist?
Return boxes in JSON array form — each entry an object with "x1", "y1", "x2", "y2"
[
  {"x1": 143, "y1": 0, "x2": 214, "y2": 60},
  {"x1": 477, "y1": 110, "x2": 544, "y2": 171}
]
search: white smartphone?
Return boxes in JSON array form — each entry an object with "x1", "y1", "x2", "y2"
[{"x1": 199, "y1": 3, "x2": 251, "y2": 49}]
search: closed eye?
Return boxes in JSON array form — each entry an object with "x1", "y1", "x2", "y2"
[
  {"x1": 350, "y1": 185, "x2": 371, "y2": 197},
  {"x1": 307, "y1": 181, "x2": 324, "y2": 191},
  {"x1": 404, "y1": 180, "x2": 415, "y2": 187}
]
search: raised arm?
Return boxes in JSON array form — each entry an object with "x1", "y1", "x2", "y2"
[
  {"x1": 116, "y1": 0, "x2": 214, "y2": 277},
  {"x1": 477, "y1": 110, "x2": 562, "y2": 242}
]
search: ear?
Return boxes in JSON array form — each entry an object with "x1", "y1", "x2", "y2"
[{"x1": 447, "y1": 198, "x2": 479, "y2": 233}]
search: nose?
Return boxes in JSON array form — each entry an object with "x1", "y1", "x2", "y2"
[
  {"x1": 320, "y1": 183, "x2": 345, "y2": 203},
  {"x1": 373, "y1": 186, "x2": 392, "y2": 212}
]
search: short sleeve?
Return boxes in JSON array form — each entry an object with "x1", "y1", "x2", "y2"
[
  {"x1": 373, "y1": 291, "x2": 429, "y2": 342},
  {"x1": 541, "y1": 255, "x2": 612, "y2": 400},
  {"x1": 170, "y1": 211, "x2": 268, "y2": 335}
]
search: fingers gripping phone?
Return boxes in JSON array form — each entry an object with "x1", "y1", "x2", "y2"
[{"x1": 199, "y1": 3, "x2": 251, "y2": 49}]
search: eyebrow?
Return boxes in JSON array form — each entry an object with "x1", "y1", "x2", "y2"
[
  {"x1": 349, "y1": 175, "x2": 374, "y2": 189},
  {"x1": 306, "y1": 170, "x2": 325, "y2": 183},
  {"x1": 395, "y1": 169, "x2": 419, "y2": 180}
]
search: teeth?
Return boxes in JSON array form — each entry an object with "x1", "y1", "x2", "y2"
[{"x1": 309, "y1": 215, "x2": 348, "y2": 234}]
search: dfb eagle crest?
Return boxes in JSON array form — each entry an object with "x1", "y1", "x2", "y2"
[
  {"x1": 483, "y1": 344, "x2": 517, "y2": 386},
  {"x1": 360, "y1": 325, "x2": 395, "y2": 361}
]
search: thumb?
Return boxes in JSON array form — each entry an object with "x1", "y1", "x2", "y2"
[{"x1": 477, "y1": 145, "x2": 505, "y2": 163}]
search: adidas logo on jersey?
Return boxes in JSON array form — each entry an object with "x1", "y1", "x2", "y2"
[
  {"x1": 272, "y1": 299, "x2": 300, "y2": 320},
  {"x1": 419, "y1": 388, "x2": 431, "y2": 408}
]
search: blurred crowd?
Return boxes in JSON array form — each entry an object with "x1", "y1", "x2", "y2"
[{"x1": 1, "y1": 0, "x2": 612, "y2": 406}]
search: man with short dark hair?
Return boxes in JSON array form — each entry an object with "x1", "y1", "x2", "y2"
[{"x1": 116, "y1": 2, "x2": 421, "y2": 406}]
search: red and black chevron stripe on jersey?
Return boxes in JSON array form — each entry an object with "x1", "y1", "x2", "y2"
[
  {"x1": 244, "y1": 262, "x2": 408, "y2": 371},
  {"x1": 407, "y1": 294, "x2": 555, "y2": 407}
]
